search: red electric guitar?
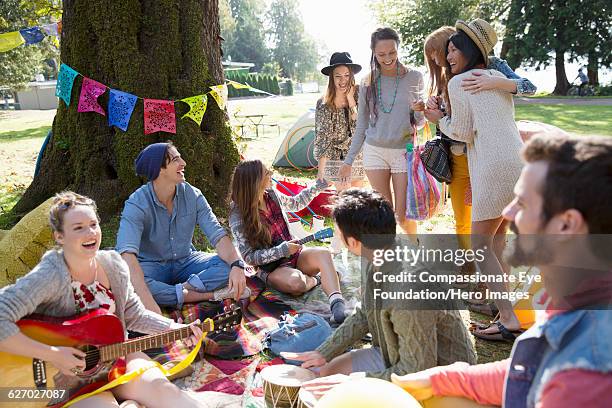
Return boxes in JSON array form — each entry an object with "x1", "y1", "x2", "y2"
[{"x1": 0, "y1": 306, "x2": 241, "y2": 407}]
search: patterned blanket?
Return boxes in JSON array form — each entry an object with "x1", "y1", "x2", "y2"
[
  {"x1": 145, "y1": 252, "x2": 363, "y2": 406},
  {"x1": 158, "y1": 276, "x2": 293, "y2": 362}
]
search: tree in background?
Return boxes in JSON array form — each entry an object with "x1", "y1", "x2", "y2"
[
  {"x1": 504, "y1": 0, "x2": 583, "y2": 95},
  {"x1": 0, "y1": 0, "x2": 60, "y2": 90},
  {"x1": 267, "y1": 0, "x2": 318, "y2": 81},
  {"x1": 219, "y1": 0, "x2": 270, "y2": 70},
  {"x1": 567, "y1": 1, "x2": 611, "y2": 86},
  {"x1": 502, "y1": 0, "x2": 609, "y2": 93},
  {"x1": 15, "y1": 0, "x2": 239, "y2": 218},
  {"x1": 370, "y1": 0, "x2": 508, "y2": 66}
]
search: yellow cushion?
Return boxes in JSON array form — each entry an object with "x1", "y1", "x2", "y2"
[{"x1": 0, "y1": 197, "x2": 55, "y2": 287}]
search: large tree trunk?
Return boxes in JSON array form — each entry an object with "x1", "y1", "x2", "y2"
[
  {"x1": 552, "y1": 49, "x2": 570, "y2": 95},
  {"x1": 14, "y1": 0, "x2": 239, "y2": 219},
  {"x1": 587, "y1": 51, "x2": 599, "y2": 86}
]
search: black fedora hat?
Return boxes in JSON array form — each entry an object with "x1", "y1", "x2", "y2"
[{"x1": 321, "y1": 52, "x2": 362, "y2": 76}]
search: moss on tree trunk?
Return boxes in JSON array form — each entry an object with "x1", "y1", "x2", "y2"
[{"x1": 14, "y1": 0, "x2": 239, "y2": 219}]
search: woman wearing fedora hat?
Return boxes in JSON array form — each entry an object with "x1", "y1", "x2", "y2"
[
  {"x1": 339, "y1": 28, "x2": 425, "y2": 236},
  {"x1": 315, "y1": 52, "x2": 366, "y2": 192},
  {"x1": 316, "y1": 52, "x2": 367, "y2": 254},
  {"x1": 424, "y1": 19, "x2": 525, "y2": 342},
  {"x1": 419, "y1": 22, "x2": 536, "y2": 268}
]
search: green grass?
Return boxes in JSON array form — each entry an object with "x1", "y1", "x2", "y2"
[
  {"x1": 0, "y1": 126, "x2": 51, "y2": 142},
  {"x1": 515, "y1": 104, "x2": 611, "y2": 136},
  {"x1": 530, "y1": 92, "x2": 612, "y2": 99},
  {"x1": 0, "y1": 186, "x2": 23, "y2": 229}
]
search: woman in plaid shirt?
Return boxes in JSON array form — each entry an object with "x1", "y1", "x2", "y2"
[{"x1": 228, "y1": 160, "x2": 347, "y2": 323}]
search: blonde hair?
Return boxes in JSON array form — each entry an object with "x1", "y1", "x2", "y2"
[
  {"x1": 323, "y1": 65, "x2": 357, "y2": 108},
  {"x1": 424, "y1": 26, "x2": 455, "y2": 106},
  {"x1": 49, "y1": 191, "x2": 98, "y2": 233}
]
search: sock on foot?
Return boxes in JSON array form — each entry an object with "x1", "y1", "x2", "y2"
[{"x1": 329, "y1": 292, "x2": 346, "y2": 323}]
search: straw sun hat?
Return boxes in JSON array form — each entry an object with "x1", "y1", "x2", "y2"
[{"x1": 455, "y1": 18, "x2": 498, "y2": 65}]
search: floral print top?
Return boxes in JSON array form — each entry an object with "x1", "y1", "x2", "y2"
[
  {"x1": 71, "y1": 280, "x2": 116, "y2": 314},
  {"x1": 314, "y1": 86, "x2": 359, "y2": 161}
]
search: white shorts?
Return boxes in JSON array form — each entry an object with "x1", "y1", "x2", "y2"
[{"x1": 362, "y1": 143, "x2": 408, "y2": 173}]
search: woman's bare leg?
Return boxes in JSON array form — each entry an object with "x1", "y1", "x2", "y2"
[
  {"x1": 391, "y1": 172, "x2": 417, "y2": 235},
  {"x1": 365, "y1": 169, "x2": 392, "y2": 204},
  {"x1": 113, "y1": 352, "x2": 204, "y2": 408},
  {"x1": 70, "y1": 391, "x2": 120, "y2": 408},
  {"x1": 265, "y1": 266, "x2": 318, "y2": 296},
  {"x1": 471, "y1": 218, "x2": 520, "y2": 335},
  {"x1": 297, "y1": 247, "x2": 340, "y2": 297}
]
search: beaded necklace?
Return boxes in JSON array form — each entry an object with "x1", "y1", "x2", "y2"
[{"x1": 377, "y1": 62, "x2": 400, "y2": 114}]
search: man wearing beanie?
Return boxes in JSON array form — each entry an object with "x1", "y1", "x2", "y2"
[{"x1": 116, "y1": 142, "x2": 249, "y2": 313}]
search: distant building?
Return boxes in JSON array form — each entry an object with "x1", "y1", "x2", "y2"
[{"x1": 15, "y1": 80, "x2": 58, "y2": 110}]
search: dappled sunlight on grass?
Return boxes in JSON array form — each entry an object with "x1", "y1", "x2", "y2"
[
  {"x1": 515, "y1": 105, "x2": 610, "y2": 136},
  {"x1": 0, "y1": 126, "x2": 51, "y2": 142}
]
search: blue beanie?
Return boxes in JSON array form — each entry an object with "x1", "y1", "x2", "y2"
[{"x1": 134, "y1": 143, "x2": 169, "y2": 181}]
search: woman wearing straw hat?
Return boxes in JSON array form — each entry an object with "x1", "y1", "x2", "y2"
[
  {"x1": 419, "y1": 23, "x2": 536, "y2": 264},
  {"x1": 424, "y1": 19, "x2": 524, "y2": 341}
]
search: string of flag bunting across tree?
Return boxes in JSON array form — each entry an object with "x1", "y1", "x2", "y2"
[
  {"x1": 0, "y1": 22, "x2": 61, "y2": 52},
  {"x1": 55, "y1": 62, "x2": 275, "y2": 134}
]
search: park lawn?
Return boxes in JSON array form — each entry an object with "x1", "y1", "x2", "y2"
[{"x1": 514, "y1": 104, "x2": 611, "y2": 136}]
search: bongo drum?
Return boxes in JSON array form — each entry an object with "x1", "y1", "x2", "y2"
[
  {"x1": 261, "y1": 364, "x2": 316, "y2": 408},
  {"x1": 297, "y1": 387, "x2": 318, "y2": 408}
]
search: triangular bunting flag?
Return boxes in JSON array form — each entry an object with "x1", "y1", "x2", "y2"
[
  {"x1": 247, "y1": 84, "x2": 274, "y2": 95},
  {"x1": 209, "y1": 84, "x2": 228, "y2": 110},
  {"x1": 0, "y1": 31, "x2": 25, "y2": 53},
  {"x1": 19, "y1": 27, "x2": 45, "y2": 45},
  {"x1": 144, "y1": 99, "x2": 176, "y2": 134},
  {"x1": 78, "y1": 77, "x2": 107, "y2": 115},
  {"x1": 56, "y1": 63, "x2": 79, "y2": 106},
  {"x1": 227, "y1": 80, "x2": 250, "y2": 90},
  {"x1": 180, "y1": 94, "x2": 208, "y2": 126},
  {"x1": 108, "y1": 89, "x2": 137, "y2": 131}
]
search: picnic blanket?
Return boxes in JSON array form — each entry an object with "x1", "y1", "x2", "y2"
[
  {"x1": 158, "y1": 276, "x2": 293, "y2": 362},
  {"x1": 273, "y1": 251, "x2": 364, "y2": 321},
  {"x1": 146, "y1": 251, "x2": 365, "y2": 407}
]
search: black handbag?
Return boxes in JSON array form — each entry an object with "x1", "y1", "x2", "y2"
[{"x1": 420, "y1": 137, "x2": 452, "y2": 183}]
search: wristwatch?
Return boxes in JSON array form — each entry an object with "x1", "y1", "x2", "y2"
[{"x1": 230, "y1": 259, "x2": 245, "y2": 270}]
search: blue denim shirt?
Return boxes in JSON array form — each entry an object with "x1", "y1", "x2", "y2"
[
  {"x1": 116, "y1": 182, "x2": 227, "y2": 262},
  {"x1": 504, "y1": 309, "x2": 612, "y2": 407},
  {"x1": 488, "y1": 56, "x2": 537, "y2": 96}
]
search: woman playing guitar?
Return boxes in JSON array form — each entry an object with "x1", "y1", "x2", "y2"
[
  {"x1": 228, "y1": 160, "x2": 347, "y2": 324},
  {"x1": 0, "y1": 192, "x2": 206, "y2": 407}
]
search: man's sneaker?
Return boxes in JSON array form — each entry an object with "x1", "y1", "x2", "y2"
[{"x1": 212, "y1": 285, "x2": 252, "y2": 301}]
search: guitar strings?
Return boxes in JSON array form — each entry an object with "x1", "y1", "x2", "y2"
[{"x1": 78, "y1": 311, "x2": 238, "y2": 365}]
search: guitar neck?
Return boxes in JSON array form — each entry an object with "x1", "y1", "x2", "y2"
[
  {"x1": 99, "y1": 321, "x2": 211, "y2": 362},
  {"x1": 295, "y1": 233, "x2": 316, "y2": 245}
]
